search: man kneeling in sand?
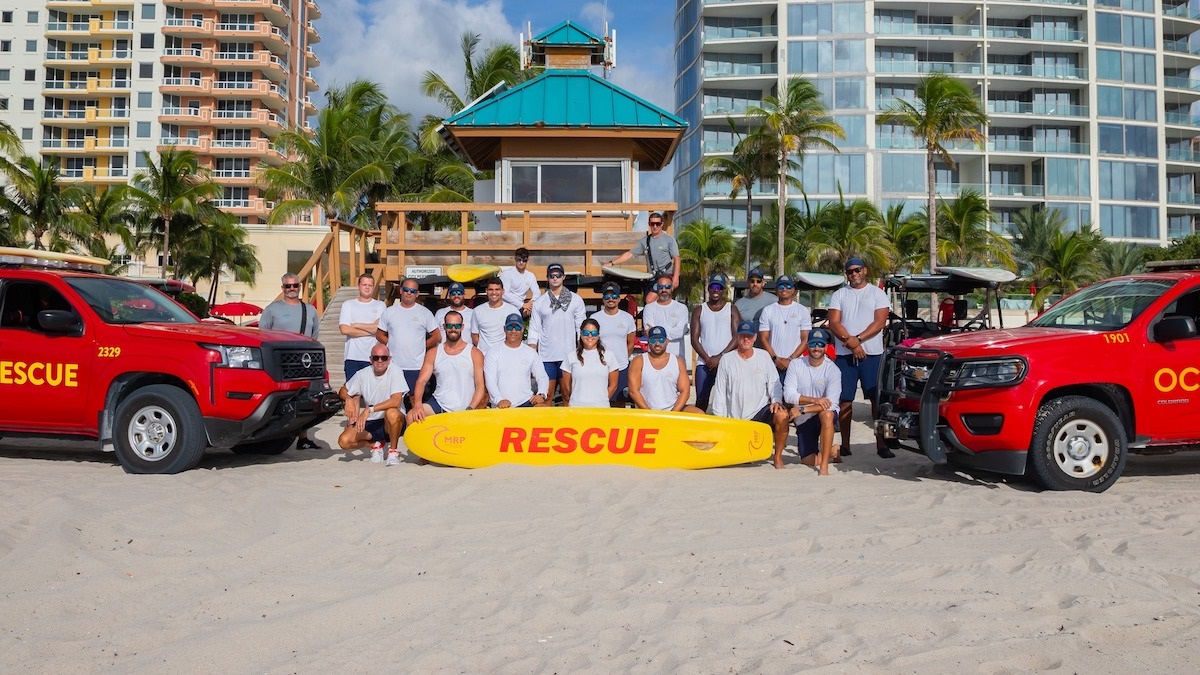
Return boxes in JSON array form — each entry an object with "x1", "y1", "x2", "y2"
[
  {"x1": 338, "y1": 343, "x2": 408, "y2": 466},
  {"x1": 408, "y1": 310, "x2": 487, "y2": 424},
  {"x1": 710, "y1": 320, "x2": 791, "y2": 464},
  {"x1": 781, "y1": 328, "x2": 842, "y2": 475},
  {"x1": 628, "y1": 326, "x2": 703, "y2": 413},
  {"x1": 483, "y1": 313, "x2": 550, "y2": 408}
]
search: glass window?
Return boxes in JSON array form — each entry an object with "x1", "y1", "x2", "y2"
[
  {"x1": 137, "y1": 91, "x2": 151, "y2": 108},
  {"x1": 0, "y1": 70, "x2": 8, "y2": 82},
  {"x1": 24, "y1": 69, "x2": 33, "y2": 82},
  {"x1": 1096, "y1": 13, "x2": 1121, "y2": 44},
  {"x1": 1124, "y1": 52, "x2": 1154, "y2": 85},
  {"x1": 25, "y1": 39, "x2": 36, "y2": 52},
  {"x1": 794, "y1": 154, "x2": 866, "y2": 194},
  {"x1": 140, "y1": 33, "x2": 154, "y2": 49},
  {"x1": 0, "y1": 40, "x2": 8, "y2": 52},
  {"x1": 1124, "y1": 125, "x2": 1156, "y2": 158},
  {"x1": 1099, "y1": 205, "x2": 1157, "y2": 239},
  {"x1": 1126, "y1": 89, "x2": 1155, "y2": 121},
  {"x1": 1097, "y1": 86, "x2": 1122, "y2": 118},
  {"x1": 21, "y1": 127, "x2": 32, "y2": 140},
  {"x1": 139, "y1": 62, "x2": 153, "y2": 78},
  {"x1": 26, "y1": 10, "x2": 37, "y2": 23},
  {"x1": 509, "y1": 163, "x2": 626, "y2": 203},
  {"x1": 882, "y1": 154, "x2": 925, "y2": 192},
  {"x1": 1123, "y1": 16, "x2": 1154, "y2": 48},
  {"x1": 834, "y1": 78, "x2": 864, "y2": 108},
  {"x1": 1096, "y1": 49, "x2": 1122, "y2": 81},
  {"x1": 22, "y1": 98, "x2": 33, "y2": 111},
  {"x1": 141, "y1": 4, "x2": 155, "y2": 19},
  {"x1": 834, "y1": 40, "x2": 864, "y2": 71},
  {"x1": 136, "y1": 121, "x2": 151, "y2": 138},
  {"x1": 1046, "y1": 159, "x2": 1089, "y2": 197},
  {"x1": 1099, "y1": 161, "x2": 1158, "y2": 200},
  {"x1": 834, "y1": 3, "x2": 864, "y2": 33},
  {"x1": 596, "y1": 166, "x2": 622, "y2": 202},
  {"x1": 835, "y1": 115, "x2": 866, "y2": 146}
]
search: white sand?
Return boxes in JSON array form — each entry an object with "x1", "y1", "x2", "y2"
[{"x1": 2, "y1": 410, "x2": 1199, "y2": 673}]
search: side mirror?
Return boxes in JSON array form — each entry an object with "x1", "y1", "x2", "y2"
[
  {"x1": 38, "y1": 309, "x2": 83, "y2": 336},
  {"x1": 1154, "y1": 315, "x2": 1197, "y2": 343}
]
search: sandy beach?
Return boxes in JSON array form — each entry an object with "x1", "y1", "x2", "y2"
[{"x1": 2, "y1": 409, "x2": 1199, "y2": 674}]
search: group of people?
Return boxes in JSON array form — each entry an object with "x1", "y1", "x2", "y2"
[{"x1": 267, "y1": 211, "x2": 891, "y2": 471}]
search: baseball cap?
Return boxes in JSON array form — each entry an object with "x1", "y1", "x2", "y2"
[
  {"x1": 647, "y1": 326, "x2": 667, "y2": 340},
  {"x1": 448, "y1": 282, "x2": 465, "y2": 294},
  {"x1": 748, "y1": 267, "x2": 766, "y2": 280},
  {"x1": 504, "y1": 313, "x2": 524, "y2": 329},
  {"x1": 844, "y1": 257, "x2": 866, "y2": 271},
  {"x1": 547, "y1": 263, "x2": 565, "y2": 276},
  {"x1": 708, "y1": 272, "x2": 728, "y2": 288},
  {"x1": 808, "y1": 327, "x2": 832, "y2": 347},
  {"x1": 601, "y1": 281, "x2": 621, "y2": 295},
  {"x1": 736, "y1": 320, "x2": 755, "y2": 336},
  {"x1": 775, "y1": 274, "x2": 795, "y2": 287}
]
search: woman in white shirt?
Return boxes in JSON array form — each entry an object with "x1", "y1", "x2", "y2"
[{"x1": 561, "y1": 318, "x2": 618, "y2": 407}]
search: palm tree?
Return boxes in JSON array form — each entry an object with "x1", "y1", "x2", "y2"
[
  {"x1": 127, "y1": 148, "x2": 220, "y2": 278},
  {"x1": 804, "y1": 192, "x2": 891, "y2": 274},
  {"x1": 0, "y1": 155, "x2": 86, "y2": 250},
  {"x1": 934, "y1": 189, "x2": 1014, "y2": 269},
  {"x1": 748, "y1": 77, "x2": 845, "y2": 275},
  {"x1": 1030, "y1": 229, "x2": 1103, "y2": 308},
  {"x1": 176, "y1": 216, "x2": 261, "y2": 304},
  {"x1": 698, "y1": 122, "x2": 790, "y2": 272},
  {"x1": 76, "y1": 185, "x2": 135, "y2": 256},
  {"x1": 1097, "y1": 240, "x2": 1145, "y2": 277},
  {"x1": 1009, "y1": 206, "x2": 1071, "y2": 276},
  {"x1": 749, "y1": 200, "x2": 812, "y2": 274},
  {"x1": 877, "y1": 73, "x2": 989, "y2": 274},
  {"x1": 677, "y1": 220, "x2": 738, "y2": 302},
  {"x1": 879, "y1": 203, "x2": 924, "y2": 275}
]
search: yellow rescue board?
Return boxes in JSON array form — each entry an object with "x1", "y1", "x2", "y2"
[
  {"x1": 403, "y1": 407, "x2": 772, "y2": 469},
  {"x1": 447, "y1": 264, "x2": 502, "y2": 283}
]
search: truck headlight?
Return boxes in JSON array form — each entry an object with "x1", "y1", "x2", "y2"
[
  {"x1": 202, "y1": 344, "x2": 263, "y2": 369},
  {"x1": 949, "y1": 358, "x2": 1026, "y2": 389}
]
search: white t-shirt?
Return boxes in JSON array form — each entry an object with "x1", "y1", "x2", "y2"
[
  {"x1": 758, "y1": 301, "x2": 813, "y2": 360},
  {"x1": 431, "y1": 342, "x2": 478, "y2": 412},
  {"x1": 710, "y1": 349, "x2": 781, "y2": 419},
  {"x1": 435, "y1": 305, "x2": 474, "y2": 343},
  {"x1": 499, "y1": 266, "x2": 541, "y2": 309},
  {"x1": 528, "y1": 289, "x2": 586, "y2": 363},
  {"x1": 345, "y1": 363, "x2": 410, "y2": 419},
  {"x1": 564, "y1": 348, "x2": 618, "y2": 408},
  {"x1": 338, "y1": 297, "x2": 386, "y2": 362},
  {"x1": 783, "y1": 357, "x2": 842, "y2": 425},
  {"x1": 697, "y1": 302, "x2": 734, "y2": 357},
  {"x1": 636, "y1": 352, "x2": 682, "y2": 411},
  {"x1": 483, "y1": 342, "x2": 549, "y2": 407},
  {"x1": 377, "y1": 302, "x2": 438, "y2": 370},
  {"x1": 471, "y1": 301, "x2": 520, "y2": 355},
  {"x1": 642, "y1": 300, "x2": 690, "y2": 360},
  {"x1": 829, "y1": 284, "x2": 889, "y2": 356},
  {"x1": 590, "y1": 308, "x2": 637, "y2": 369}
]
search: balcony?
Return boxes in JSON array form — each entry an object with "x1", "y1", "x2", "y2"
[
  {"x1": 213, "y1": 79, "x2": 288, "y2": 109},
  {"x1": 60, "y1": 166, "x2": 131, "y2": 182},
  {"x1": 876, "y1": 60, "x2": 983, "y2": 76},
  {"x1": 307, "y1": 0, "x2": 322, "y2": 19},
  {"x1": 212, "y1": 108, "x2": 283, "y2": 131},
  {"x1": 986, "y1": 101, "x2": 1088, "y2": 118},
  {"x1": 984, "y1": 26, "x2": 1086, "y2": 43},
  {"x1": 1167, "y1": 148, "x2": 1200, "y2": 163},
  {"x1": 703, "y1": 99, "x2": 762, "y2": 116},
  {"x1": 210, "y1": 138, "x2": 272, "y2": 154},
  {"x1": 702, "y1": 25, "x2": 777, "y2": 42},
  {"x1": 1165, "y1": 75, "x2": 1200, "y2": 92},
  {"x1": 306, "y1": 21, "x2": 320, "y2": 43},
  {"x1": 985, "y1": 64, "x2": 1087, "y2": 80},
  {"x1": 875, "y1": 23, "x2": 982, "y2": 39},
  {"x1": 161, "y1": 76, "x2": 212, "y2": 93},
  {"x1": 161, "y1": 106, "x2": 209, "y2": 122},
  {"x1": 266, "y1": 25, "x2": 290, "y2": 50},
  {"x1": 43, "y1": 107, "x2": 131, "y2": 125},
  {"x1": 42, "y1": 137, "x2": 130, "y2": 152},
  {"x1": 163, "y1": 17, "x2": 213, "y2": 36},
  {"x1": 1164, "y1": 38, "x2": 1200, "y2": 56},
  {"x1": 45, "y1": 19, "x2": 130, "y2": 34},
  {"x1": 1168, "y1": 192, "x2": 1200, "y2": 205},
  {"x1": 988, "y1": 139, "x2": 1088, "y2": 154},
  {"x1": 988, "y1": 184, "x2": 1046, "y2": 198},
  {"x1": 703, "y1": 62, "x2": 777, "y2": 79},
  {"x1": 305, "y1": 48, "x2": 320, "y2": 67},
  {"x1": 161, "y1": 46, "x2": 211, "y2": 66},
  {"x1": 1163, "y1": 3, "x2": 1200, "y2": 21},
  {"x1": 213, "y1": 197, "x2": 272, "y2": 213},
  {"x1": 213, "y1": 168, "x2": 255, "y2": 180},
  {"x1": 89, "y1": 48, "x2": 133, "y2": 65}
]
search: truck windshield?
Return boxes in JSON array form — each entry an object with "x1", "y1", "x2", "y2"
[
  {"x1": 65, "y1": 277, "x2": 200, "y2": 325},
  {"x1": 1028, "y1": 278, "x2": 1172, "y2": 331}
]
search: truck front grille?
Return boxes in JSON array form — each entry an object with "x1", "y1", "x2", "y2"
[{"x1": 277, "y1": 348, "x2": 326, "y2": 380}]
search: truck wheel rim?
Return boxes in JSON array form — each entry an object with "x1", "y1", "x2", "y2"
[
  {"x1": 127, "y1": 405, "x2": 177, "y2": 461},
  {"x1": 1052, "y1": 419, "x2": 1109, "y2": 479}
]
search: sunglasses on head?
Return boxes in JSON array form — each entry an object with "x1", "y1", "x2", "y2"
[
  {"x1": 603, "y1": 293, "x2": 620, "y2": 300},
  {"x1": 370, "y1": 355, "x2": 390, "y2": 362},
  {"x1": 282, "y1": 283, "x2": 300, "y2": 289},
  {"x1": 647, "y1": 337, "x2": 667, "y2": 344},
  {"x1": 400, "y1": 287, "x2": 419, "y2": 294},
  {"x1": 580, "y1": 329, "x2": 600, "y2": 337},
  {"x1": 444, "y1": 322, "x2": 463, "y2": 330},
  {"x1": 846, "y1": 267, "x2": 865, "y2": 275}
]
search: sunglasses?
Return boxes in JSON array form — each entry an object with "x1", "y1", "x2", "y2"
[
  {"x1": 548, "y1": 273, "x2": 564, "y2": 279},
  {"x1": 708, "y1": 284, "x2": 724, "y2": 291},
  {"x1": 649, "y1": 221, "x2": 663, "y2": 227},
  {"x1": 515, "y1": 256, "x2": 529, "y2": 262},
  {"x1": 776, "y1": 283, "x2": 794, "y2": 290},
  {"x1": 444, "y1": 323, "x2": 463, "y2": 330},
  {"x1": 808, "y1": 342, "x2": 828, "y2": 349},
  {"x1": 750, "y1": 278, "x2": 764, "y2": 283},
  {"x1": 846, "y1": 267, "x2": 865, "y2": 275},
  {"x1": 603, "y1": 293, "x2": 620, "y2": 300},
  {"x1": 400, "y1": 287, "x2": 419, "y2": 294},
  {"x1": 449, "y1": 290, "x2": 464, "y2": 296},
  {"x1": 647, "y1": 337, "x2": 667, "y2": 344},
  {"x1": 654, "y1": 284, "x2": 672, "y2": 291},
  {"x1": 505, "y1": 324, "x2": 524, "y2": 331},
  {"x1": 370, "y1": 355, "x2": 390, "y2": 362},
  {"x1": 282, "y1": 283, "x2": 300, "y2": 289},
  {"x1": 580, "y1": 330, "x2": 599, "y2": 337}
]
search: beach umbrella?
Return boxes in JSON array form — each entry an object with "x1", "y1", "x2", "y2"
[{"x1": 209, "y1": 301, "x2": 263, "y2": 317}]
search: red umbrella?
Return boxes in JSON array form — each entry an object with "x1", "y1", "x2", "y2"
[{"x1": 210, "y1": 301, "x2": 263, "y2": 317}]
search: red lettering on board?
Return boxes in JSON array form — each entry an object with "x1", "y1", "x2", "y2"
[
  {"x1": 553, "y1": 427, "x2": 577, "y2": 453},
  {"x1": 608, "y1": 428, "x2": 634, "y2": 454},
  {"x1": 528, "y1": 427, "x2": 552, "y2": 453},
  {"x1": 499, "y1": 427, "x2": 526, "y2": 453},
  {"x1": 634, "y1": 429, "x2": 658, "y2": 454},
  {"x1": 580, "y1": 428, "x2": 604, "y2": 453}
]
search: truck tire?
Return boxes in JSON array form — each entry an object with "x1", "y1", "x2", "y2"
[
  {"x1": 1028, "y1": 396, "x2": 1127, "y2": 492},
  {"x1": 113, "y1": 384, "x2": 207, "y2": 474},
  {"x1": 230, "y1": 436, "x2": 294, "y2": 455}
]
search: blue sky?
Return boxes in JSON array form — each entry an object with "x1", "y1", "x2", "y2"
[{"x1": 311, "y1": 0, "x2": 677, "y2": 200}]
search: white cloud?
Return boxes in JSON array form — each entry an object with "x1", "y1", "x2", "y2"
[{"x1": 580, "y1": 1, "x2": 614, "y2": 29}]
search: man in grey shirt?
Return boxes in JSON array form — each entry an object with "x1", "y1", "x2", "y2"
[
  {"x1": 257, "y1": 272, "x2": 321, "y2": 448},
  {"x1": 734, "y1": 268, "x2": 777, "y2": 343},
  {"x1": 603, "y1": 212, "x2": 680, "y2": 304}
]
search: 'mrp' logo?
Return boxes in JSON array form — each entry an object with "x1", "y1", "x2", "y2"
[{"x1": 430, "y1": 426, "x2": 466, "y2": 454}]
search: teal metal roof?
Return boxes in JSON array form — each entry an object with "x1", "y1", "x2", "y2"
[
  {"x1": 443, "y1": 69, "x2": 686, "y2": 130},
  {"x1": 531, "y1": 20, "x2": 604, "y2": 47}
]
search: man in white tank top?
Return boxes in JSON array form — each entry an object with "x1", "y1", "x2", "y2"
[
  {"x1": 690, "y1": 272, "x2": 741, "y2": 411},
  {"x1": 408, "y1": 310, "x2": 487, "y2": 425},
  {"x1": 434, "y1": 282, "x2": 474, "y2": 343},
  {"x1": 628, "y1": 326, "x2": 703, "y2": 413}
]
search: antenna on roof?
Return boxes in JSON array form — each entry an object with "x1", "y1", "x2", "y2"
[
  {"x1": 520, "y1": 21, "x2": 532, "y2": 70},
  {"x1": 603, "y1": 12, "x2": 616, "y2": 79}
]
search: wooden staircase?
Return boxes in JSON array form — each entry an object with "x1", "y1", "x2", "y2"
[{"x1": 318, "y1": 286, "x2": 360, "y2": 392}]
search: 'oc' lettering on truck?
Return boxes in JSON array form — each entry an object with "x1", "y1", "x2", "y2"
[
  {"x1": 877, "y1": 260, "x2": 1200, "y2": 492},
  {"x1": 0, "y1": 248, "x2": 343, "y2": 474}
]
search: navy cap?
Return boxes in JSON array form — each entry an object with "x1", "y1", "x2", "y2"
[
  {"x1": 647, "y1": 326, "x2": 667, "y2": 340},
  {"x1": 708, "y1": 272, "x2": 728, "y2": 288},
  {"x1": 601, "y1": 281, "x2": 621, "y2": 295},
  {"x1": 504, "y1": 313, "x2": 524, "y2": 329},
  {"x1": 808, "y1": 327, "x2": 832, "y2": 346},
  {"x1": 736, "y1": 320, "x2": 756, "y2": 336},
  {"x1": 547, "y1": 263, "x2": 565, "y2": 275},
  {"x1": 748, "y1": 267, "x2": 766, "y2": 280},
  {"x1": 448, "y1": 282, "x2": 465, "y2": 294},
  {"x1": 776, "y1": 274, "x2": 795, "y2": 286},
  {"x1": 844, "y1": 257, "x2": 867, "y2": 270}
]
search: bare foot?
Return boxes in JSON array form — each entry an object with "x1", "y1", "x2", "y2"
[
  {"x1": 773, "y1": 459, "x2": 784, "y2": 470},
  {"x1": 818, "y1": 468, "x2": 830, "y2": 476}
]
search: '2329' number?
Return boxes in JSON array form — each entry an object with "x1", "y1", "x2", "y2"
[{"x1": 97, "y1": 346, "x2": 122, "y2": 358}]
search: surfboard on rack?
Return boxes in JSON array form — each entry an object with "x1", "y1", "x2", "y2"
[
  {"x1": 403, "y1": 407, "x2": 772, "y2": 469},
  {"x1": 602, "y1": 266, "x2": 654, "y2": 281},
  {"x1": 447, "y1": 264, "x2": 502, "y2": 283}
]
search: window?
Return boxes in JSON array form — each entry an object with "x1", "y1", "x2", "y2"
[
  {"x1": 21, "y1": 127, "x2": 32, "y2": 140},
  {"x1": 0, "y1": 70, "x2": 9, "y2": 82},
  {"x1": 1099, "y1": 161, "x2": 1158, "y2": 200},
  {"x1": 1100, "y1": 205, "x2": 1157, "y2": 238},
  {"x1": 140, "y1": 33, "x2": 154, "y2": 49},
  {"x1": 22, "y1": 98, "x2": 33, "y2": 111},
  {"x1": 136, "y1": 121, "x2": 151, "y2": 138},
  {"x1": 505, "y1": 162, "x2": 626, "y2": 203},
  {"x1": 1045, "y1": 159, "x2": 1090, "y2": 197},
  {"x1": 137, "y1": 91, "x2": 152, "y2": 108},
  {"x1": 24, "y1": 69, "x2": 34, "y2": 81},
  {"x1": 0, "y1": 41, "x2": 9, "y2": 52},
  {"x1": 1, "y1": 11, "x2": 12, "y2": 23},
  {"x1": 0, "y1": 99, "x2": 8, "y2": 110},
  {"x1": 135, "y1": 152, "x2": 148, "y2": 168},
  {"x1": 139, "y1": 62, "x2": 153, "y2": 78},
  {"x1": 25, "y1": 39, "x2": 36, "y2": 52},
  {"x1": 0, "y1": 282, "x2": 73, "y2": 333},
  {"x1": 26, "y1": 10, "x2": 37, "y2": 23},
  {"x1": 882, "y1": 154, "x2": 925, "y2": 192},
  {"x1": 141, "y1": 4, "x2": 155, "y2": 19}
]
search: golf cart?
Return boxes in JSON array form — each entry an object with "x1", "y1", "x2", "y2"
[{"x1": 883, "y1": 266, "x2": 1018, "y2": 347}]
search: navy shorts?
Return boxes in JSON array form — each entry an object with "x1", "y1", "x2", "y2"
[
  {"x1": 345, "y1": 359, "x2": 370, "y2": 382},
  {"x1": 363, "y1": 418, "x2": 388, "y2": 443},
  {"x1": 543, "y1": 360, "x2": 563, "y2": 381},
  {"x1": 796, "y1": 410, "x2": 839, "y2": 458},
  {"x1": 836, "y1": 354, "x2": 881, "y2": 403},
  {"x1": 609, "y1": 366, "x2": 629, "y2": 404},
  {"x1": 428, "y1": 398, "x2": 446, "y2": 415},
  {"x1": 749, "y1": 403, "x2": 774, "y2": 424}
]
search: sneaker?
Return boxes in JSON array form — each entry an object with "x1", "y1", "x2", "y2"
[
  {"x1": 385, "y1": 449, "x2": 401, "y2": 467},
  {"x1": 370, "y1": 442, "x2": 384, "y2": 463},
  {"x1": 877, "y1": 447, "x2": 896, "y2": 459},
  {"x1": 842, "y1": 447, "x2": 853, "y2": 457}
]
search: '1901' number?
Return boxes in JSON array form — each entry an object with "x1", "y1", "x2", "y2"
[
  {"x1": 97, "y1": 346, "x2": 122, "y2": 358},
  {"x1": 1103, "y1": 333, "x2": 1130, "y2": 344}
]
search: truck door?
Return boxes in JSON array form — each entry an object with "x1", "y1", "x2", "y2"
[
  {"x1": 0, "y1": 280, "x2": 93, "y2": 433},
  {"x1": 1145, "y1": 288, "x2": 1200, "y2": 441}
]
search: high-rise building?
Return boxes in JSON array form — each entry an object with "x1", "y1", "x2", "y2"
[
  {"x1": 1, "y1": 0, "x2": 320, "y2": 227},
  {"x1": 674, "y1": 0, "x2": 1200, "y2": 245}
]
